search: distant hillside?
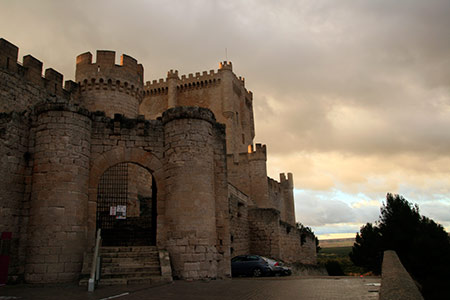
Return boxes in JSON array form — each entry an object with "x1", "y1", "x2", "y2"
[{"x1": 319, "y1": 238, "x2": 355, "y2": 248}]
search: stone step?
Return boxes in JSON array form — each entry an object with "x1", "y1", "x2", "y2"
[
  {"x1": 102, "y1": 256, "x2": 159, "y2": 263},
  {"x1": 102, "y1": 261, "x2": 160, "y2": 268},
  {"x1": 100, "y1": 270, "x2": 162, "y2": 279},
  {"x1": 79, "y1": 246, "x2": 172, "y2": 287},
  {"x1": 100, "y1": 246, "x2": 158, "y2": 253},
  {"x1": 101, "y1": 252, "x2": 159, "y2": 259},
  {"x1": 79, "y1": 275, "x2": 172, "y2": 286},
  {"x1": 101, "y1": 266, "x2": 161, "y2": 275}
]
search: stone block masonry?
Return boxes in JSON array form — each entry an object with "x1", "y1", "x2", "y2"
[
  {"x1": 248, "y1": 208, "x2": 317, "y2": 264},
  {"x1": 162, "y1": 107, "x2": 221, "y2": 279},
  {"x1": 0, "y1": 112, "x2": 30, "y2": 279},
  {"x1": 0, "y1": 38, "x2": 316, "y2": 283},
  {"x1": 25, "y1": 104, "x2": 91, "y2": 283}
]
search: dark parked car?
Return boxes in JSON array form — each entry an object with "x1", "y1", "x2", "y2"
[
  {"x1": 231, "y1": 255, "x2": 272, "y2": 277},
  {"x1": 262, "y1": 257, "x2": 292, "y2": 276}
]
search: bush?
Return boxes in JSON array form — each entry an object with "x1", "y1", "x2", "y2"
[{"x1": 324, "y1": 260, "x2": 344, "y2": 276}]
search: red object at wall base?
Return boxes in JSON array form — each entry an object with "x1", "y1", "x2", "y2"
[{"x1": 0, "y1": 232, "x2": 12, "y2": 284}]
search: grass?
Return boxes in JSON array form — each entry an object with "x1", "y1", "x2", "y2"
[{"x1": 317, "y1": 246, "x2": 365, "y2": 275}]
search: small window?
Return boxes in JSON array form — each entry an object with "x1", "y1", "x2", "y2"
[{"x1": 6, "y1": 57, "x2": 10, "y2": 69}]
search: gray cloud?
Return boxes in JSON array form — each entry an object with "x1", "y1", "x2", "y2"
[{"x1": 1, "y1": 0, "x2": 449, "y2": 234}]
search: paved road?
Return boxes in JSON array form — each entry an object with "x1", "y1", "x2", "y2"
[{"x1": 0, "y1": 276, "x2": 380, "y2": 300}]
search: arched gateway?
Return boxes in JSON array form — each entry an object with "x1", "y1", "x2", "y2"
[{"x1": 88, "y1": 148, "x2": 165, "y2": 248}]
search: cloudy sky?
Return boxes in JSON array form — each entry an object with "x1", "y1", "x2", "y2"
[{"x1": 2, "y1": 0, "x2": 450, "y2": 239}]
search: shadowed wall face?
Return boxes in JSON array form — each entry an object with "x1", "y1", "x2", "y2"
[{"x1": 162, "y1": 108, "x2": 218, "y2": 279}]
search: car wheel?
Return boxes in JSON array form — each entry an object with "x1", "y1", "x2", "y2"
[{"x1": 252, "y1": 267, "x2": 262, "y2": 277}]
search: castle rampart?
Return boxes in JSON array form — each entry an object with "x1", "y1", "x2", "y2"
[{"x1": 0, "y1": 39, "x2": 78, "y2": 113}]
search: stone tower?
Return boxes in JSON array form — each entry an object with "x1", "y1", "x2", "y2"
[
  {"x1": 75, "y1": 51, "x2": 144, "y2": 118},
  {"x1": 25, "y1": 103, "x2": 92, "y2": 283}
]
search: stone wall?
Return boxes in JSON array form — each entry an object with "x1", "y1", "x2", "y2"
[
  {"x1": 229, "y1": 184, "x2": 250, "y2": 257},
  {"x1": 127, "y1": 163, "x2": 153, "y2": 217},
  {"x1": 279, "y1": 222, "x2": 317, "y2": 264},
  {"x1": 380, "y1": 250, "x2": 423, "y2": 300},
  {"x1": 25, "y1": 104, "x2": 92, "y2": 283},
  {"x1": 248, "y1": 208, "x2": 316, "y2": 264},
  {"x1": 212, "y1": 121, "x2": 231, "y2": 278},
  {"x1": 226, "y1": 144, "x2": 269, "y2": 208},
  {"x1": 0, "y1": 112, "x2": 30, "y2": 279},
  {"x1": 248, "y1": 208, "x2": 281, "y2": 259},
  {"x1": 161, "y1": 107, "x2": 220, "y2": 279}
]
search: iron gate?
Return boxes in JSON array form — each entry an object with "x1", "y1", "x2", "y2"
[{"x1": 96, "y1": 162, "x2": 156, "y2": 246}]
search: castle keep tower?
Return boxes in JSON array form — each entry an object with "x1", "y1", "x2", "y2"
[
  {"x1": 141, "y1": 61, "x2": 255, "y2": 158},
  {"x1": 76, "y1": 51, "x2": 143, "y2": 118}
]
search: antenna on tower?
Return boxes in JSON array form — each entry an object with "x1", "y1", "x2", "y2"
[{"x1": 225, "y1": 48, "x2": 228, "y2": 61}]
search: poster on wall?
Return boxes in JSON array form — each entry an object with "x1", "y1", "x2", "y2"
[{"x1": 116, "y1": 205, "x2": 127, "y2": 219}]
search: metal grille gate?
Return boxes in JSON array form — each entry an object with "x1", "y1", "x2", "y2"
[{"x1": 96, "y1": 163, "x2": 156, "y2": 246}]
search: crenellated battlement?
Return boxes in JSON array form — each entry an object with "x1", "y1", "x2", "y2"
[
  {"x1": 144, "y1": 68, "x2": 221, "y2": 96},
  {"x1": 268, "y1": 174, "x2": 293, "y2": 192},
  {"x1": 143, "y1": 61, "x2": 251, "y2": 98},
  {"x1": 219, "y1": 60, "x2": 232, "y2": 71},
  {"x1": 0, "y1": 38, "x2": 78, "y2": 99},
  {"x1": 268, "y1": 177, "x2": 283, "y2": 192},
  {"x1": 75, "y1": 50, "x2": 144, "y2": 102},
  {"x1": 280, "y1": 173, "x2": 294, "y2": 189},
  {"x1": 247, "y1": 143, "x2": 267, "y2": 161}
]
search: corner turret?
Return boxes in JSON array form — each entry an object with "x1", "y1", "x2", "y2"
[
  {"x1": 280, "y1": 172, "x2": 296, "y2": 225},
  {"x1": 167, "y1": 69, "x2": 179, "y2": 108},
  {"x1": 75, "y1": 50, "x2": 144, "y2": 118},
  {"x1": 219, "y1": 61, "x2": 233, "y2": 71}
]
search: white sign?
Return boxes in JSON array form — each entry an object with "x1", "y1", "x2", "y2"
[
  {"x1": 109, "y1": 206, "x2": 117, "y2": 216},
  {"x1": 116, "y1": 205, "x2": 127, "y2": 219}
]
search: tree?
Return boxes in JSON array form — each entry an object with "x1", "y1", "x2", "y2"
[
  {"x1": 349, "y1": 222, "x2": 382, "y2": 274},
  {"x1": 350, "y1": 193, "x2": 450, "y2": 300}
]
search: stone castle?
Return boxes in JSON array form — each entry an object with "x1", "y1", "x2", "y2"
[{"x1": 0, "y1": 38, "x2": 316, "y2": 283}]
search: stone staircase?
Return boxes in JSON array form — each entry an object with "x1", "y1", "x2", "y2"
[{"x1": 79, "y1": 246, "x2": 172, "y2": 286}]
